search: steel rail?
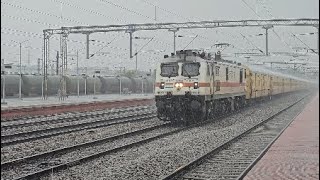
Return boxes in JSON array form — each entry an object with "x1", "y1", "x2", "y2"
[
  {"x1": 1, "y1": 122, "x2": 169, "y2": 170},
  {"x1": 1, "y1": 106, "x2": 153, "y2": 130},
  {"x1": 161, "y1": 95, "x2": 308, "y2": 180},
  {"x1": 235, "y1": 94, "x2": 314, "y2": 180},
  {"x1": 1, "y1": 112, "x2": 156, "y2": 147},
  {"x1": 9, "y1": 97, "x2": 255, "y2": 180}
]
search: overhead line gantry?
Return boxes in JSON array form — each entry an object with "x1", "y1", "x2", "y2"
[{"x1": 42, "y1": 18, "x2": 319, "y2": 99}]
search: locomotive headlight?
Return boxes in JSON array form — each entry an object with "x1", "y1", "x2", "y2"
[
  {"x1": 194, "y1": 82, "x2": 199, "y2": 89},
  {"x1": 160, "y1": 82, "x2": 165, "y2": 89},
  {"x1": 175, "y1": 82, "x2": 183, "y2": 88}
]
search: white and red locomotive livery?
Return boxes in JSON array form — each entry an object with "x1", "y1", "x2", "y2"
[
  {"x1": 154, "y1": 50, "x2": 246, "y2": 122},
  {"x1": 154, "y1": 49, "x2": 307, "y2": 123}
]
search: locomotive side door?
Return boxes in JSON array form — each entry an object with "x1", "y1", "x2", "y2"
[
  {"x1": 213, "y1": 65, "x2": 221, "y2": 93},
  {"x1": 210, "y1": 62, "x2": 214, "y2": 95}
]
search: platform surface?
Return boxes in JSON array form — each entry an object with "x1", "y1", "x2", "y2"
[
  {"x1": 1, "y1": 93, "x2": 154, "y2": 110},
  {"x1": 244, "y1": 93, "x2": 319, "y2": 180}
]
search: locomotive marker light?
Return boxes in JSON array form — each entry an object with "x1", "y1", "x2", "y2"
[
  {"x1": 194, "y1": 82, "x2": 199, "y2": 89},
  {"x1": 160, "y1": 82, "x2": 165, "y2": 89}
]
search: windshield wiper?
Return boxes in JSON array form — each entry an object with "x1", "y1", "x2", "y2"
[{"x1": 167, "y1": 68, "x2": 177, "y2": 78}]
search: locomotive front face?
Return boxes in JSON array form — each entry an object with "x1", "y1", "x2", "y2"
[
  {"x1": 155, "y1": 62, "x2": 203, "y2": 95},
  {"x1": 155, "y1": 60, "x2": 208, "y2": 122}
]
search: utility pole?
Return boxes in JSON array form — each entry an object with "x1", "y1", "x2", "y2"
[
  {"x1": 93, "y1": 70, "x2": 100, "y2": 99},
  {"x1": 1, "y1": 59, "x2": 7, "y2": 104},
  {"x1": 316, "y1": 25, "x2": 319, "y2": 55},
  {"x1": 169, "y1": 28, "x2": 179, "y2": 54},
  {"x1": 154, "y1": 6, "x2": 157, "y2": 21},
  {"x1": 262, "y1": 25, "x2": 273, "y2": 56},
  {"x1": 77, "y1": 50, "x2": 79, "y2": 97},
  {"x1": 19, "y1": 42, "x2": 22, "y2": 99},
  {"x1": 141, "y1": 77, "x2": 144, "y2": 94},
  {"x1": 2, "y1": 74, "x2": 6, "y2": 104},
  {"x1": 135, "y1": 46, "x2": 138, "y2": 73},
  {"x1": 37, "y1": 58, "x2": 41, "y2": 75},
  {"x1": 93, "y1": 73, "x2": 96, "y2": 98},
  {"x1": 119, "y1": 76, "x2": 122, "y2": 95},
  {"x1": 117, "y1": 67, "x2": 125, "y2": 95},
  {"x1": 27, "y1": 47, "x2": 30, "y2": 66},
  {"x1": 86, "y1": 33, "x2": 90, "y2": 59},
  {"x1": 56, "y1": 51, "x2": 59, "y2": 75},
  {"x1": 129, "y1": 31, "x2": 133, "y2": 58},
  {"x1": 84, "y1": 67, "x2": 87, "y2": 95},
  {"x1": 14, "y1": 39, "x2": 29, "y2": 99}
]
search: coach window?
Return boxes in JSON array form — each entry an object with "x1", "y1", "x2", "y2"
[
  {"x1": 240, "y1": 69, "x2": 243, "y2": 83},
  {"x1": 244, "y1": 69, "x2": 246, "y2": 78},
  {"x1": 226, "y1": 67, "x2": 229, "y2": 81},
  {"x1": 215, "y1": 66, "x2": 220, "y2": 76}
]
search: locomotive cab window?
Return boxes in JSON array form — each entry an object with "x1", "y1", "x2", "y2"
[
  {"x1": 182, "y1": 62, "x2": 200, "y2": 77},
  {"x1": 160, "y1": 63, "x2": 179, "y2": 77}
]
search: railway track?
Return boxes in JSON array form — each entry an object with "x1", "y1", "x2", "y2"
[
  {"x1": 1, "y1": 96, "x2": 266, "y2": 180},
  {"x1": 161, "y1": 95, "x2": 308, "y2": 180},
  {"x1": 1, "y1": 93, "x2": 308, "y2": 179},
  {"x1": 1, "y1": 110, "x2": 156, "y2": 147},
  {"x1": 1, "y1": 106, "x2": 153, "y2": 129},
  {"x1": 1, "y1": 98, "x2": 155, "y2": 120},
  {"x1": 1, "y1": 121, "x2": 173, "y2": 180}
]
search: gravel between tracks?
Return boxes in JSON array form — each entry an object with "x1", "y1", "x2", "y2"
[
  {"x1": 179, "y1": 94, "x2": 313, "y2": 180},
  {"x1": 1, "y1": 116, "x2": 162, "y2": 162},
  {"x1": 41, "y1": 92, "x2": 311, "y2": 180},
  {"x1": 1, "y1": 125, "x2": 178, "y2": 180}
]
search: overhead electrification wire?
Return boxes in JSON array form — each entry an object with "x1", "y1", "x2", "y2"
[
  {"x1": 140, "y1": 0, "x2": 258, "y2": 54},
  {"x1": 90, "y1": 37, "x2": 117, "y2": 57},
  {"x1": 241, "y1": 0, "x2": 262, "y2": 19},
  {"x1": 183, "y1": 35, "x2": 199, "y2": 50},
  {"x1": 240, "y1": 33, "x2": 264, "y2": 54},
  {"x1": 1, "y1": 14, "x2": 60, "y2": 28},
  {"x1": 1, "y1": 1, "x2": 84, "y2": 25},
  {"x1": 98, "y1": 0, "x2": 153, "y2": 20},
  {"x1": 292, "y1": 33, "x2": 317, "y2": 54},
  {"x1": 51, "y1": 0, "x2": 126, "y2": 23},
  {"x1": 133, "y1": 37, "x2": 155, "y2": 57}
]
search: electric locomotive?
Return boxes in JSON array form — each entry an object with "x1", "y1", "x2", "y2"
[{"x1": 154, "y1": 50, "x2": 246, "y2": 123}]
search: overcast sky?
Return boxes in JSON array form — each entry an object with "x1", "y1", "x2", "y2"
[{"x1": 1, "y1": 0, "x2": 319, "y2": 72}]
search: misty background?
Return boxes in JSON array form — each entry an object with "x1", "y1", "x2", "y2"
[{"x1": 1, "y1": 0, "x2": 319, "y2": 77}]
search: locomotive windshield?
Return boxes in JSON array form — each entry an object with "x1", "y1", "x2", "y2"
[
  {"x1": 160, "y1": 63, "x2": 179, "y2": 77},
  {"x1": 182, "y1": 62, "x2": 200, "y2": 77}
]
